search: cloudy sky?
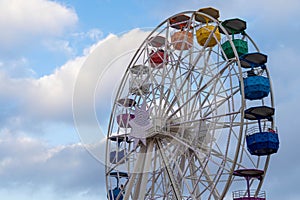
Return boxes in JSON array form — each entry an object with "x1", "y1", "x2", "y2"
[{"x1": 1, "y1": 0, "x2": 299, "y2": 199}]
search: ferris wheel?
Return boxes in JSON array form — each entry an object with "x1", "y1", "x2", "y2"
[{"x1": 105, "y1": 7, "x2": 279, "y2": 200}]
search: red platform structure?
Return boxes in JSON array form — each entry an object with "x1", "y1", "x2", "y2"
[{"x1": 232, "y1": 169, "x2": 266, "y2": 200}]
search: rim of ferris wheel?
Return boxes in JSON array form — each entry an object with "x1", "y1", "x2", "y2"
[
  {"x1": 244, "y1": 106, "x2": 275, "y2": 121},
  {"x1": 240, "y1": 52, "x2": 268, "y2": 68},
  {"x1": 219, "y1": 18, "x2": 247, "y2": 35},
  {"x1": 195, "y1": 7, "x2": 220, "y2": 23}
]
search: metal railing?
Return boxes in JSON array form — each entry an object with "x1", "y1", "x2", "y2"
[
  {"x1": 233, "y1": 190, "x2": 266, "y2": 199},
  {"x1": 246, "y1": 125, "x2": 277, "y2": 136}
]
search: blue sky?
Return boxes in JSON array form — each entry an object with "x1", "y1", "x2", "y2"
[{"x1": 1, "y1": 0, "x2": 300, "y2": 199}]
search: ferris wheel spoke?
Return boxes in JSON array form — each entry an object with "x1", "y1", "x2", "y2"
[
  {"x1": 209, "y1": 147, "x2": 234, "y2": 170},
  {"x1": 199, "y1": 68, "x2": 238, "y2": 100},
  {"x1": 144, "y1": 149, "x2": 169, "y2": 199},
  {"x1": 185, "y1": 151, "x2": 217, "y2": 199},
  {"x1": 167, "y1": 109, "x2": 240, "y2": 133},
  {"x1": 165, "y1": 59, "x2": 236, "y2": 121},
  {"x1": 165, "y1": 129, "x2": 233, "y2": 198},
  {"x1": 160, "y1": 137, "x2": 218, "y2": 200},
  {"x1": 136, "y1": 140, "x2": 155, "y2": 199},
  {"x1": 123, "y1": 145, "x2": 147, "y2": 199},
  {"x1": 201, "y1": 88, "x2": 240, "y2": 119},
  {"x1": 161, "y1": 48, "x2": 209, "y2": 116},
  {"x1": 148, "y1": 145, "x2": 160, "y2": 198},
  {"x1": 186, "y1": 84, "x2": 239, "y2": 123},
  {"x1": 165, "y1": 131, "x2": 225, "y2": 172},
  {"x1": 148, "y1": 54, "x2": 181, "y2": 117},
  {"x1": 145, "y1": 167, "x2": 164, "y2": 198},
  {"x1": 171, "y1": 155, "x2": 198, "y2": 199},
  {"x1": 193, "y1": 77, "x2": 238, "y2": 120},
  {"x1": 156, "y1": 138, "x2": 183, "y2": 200},
  {"x1": 237, "y1": 139, "x2": 262, "y2": 168},
  {"x1": 187, "y1": 155, "x2": 202, "y2": 198},
  {"x1": 192, "y1": 149, "x2": 221, "y2": 199}
]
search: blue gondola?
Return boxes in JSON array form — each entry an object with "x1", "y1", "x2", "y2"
[
  {"x1": 240, "y1": 52, "x2": 270, "y2": 100},
  {"x1": 107, "y1": 172, "x2": 128, "y2": 200},
  {"x1": 244, "y1": 75, "x2": 270, "y2": 100},
  {"x1": 246, "y1": 130, "x2": 279, "y2": 156},
  {"x1": 108, "y1": 187, "x2": 123, "y2": 200},
  {"x1": 244, "y1": 106, "x2": 279, "y2": 156}
]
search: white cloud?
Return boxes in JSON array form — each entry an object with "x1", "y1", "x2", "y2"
[
  {"x1": 71, "y1": 29, "x2": 150, "y2": 162},
  {"x1": 0, "y1": 57, "x2": 36, "y2": 78},
  {"x1": 0, "y1": 129, "x2": 105, "y2": 198},
  {"x1": 43, "y1": 39, "x2": 75, "y2": 56},
  {"x1": 0, "y1": 29, "x2": 149, "y2": 132},
  {"x1": 86, "y1": 29, "x2": 103, "y2": 41},
  {"x1": 0, "y1": 0, "x2": 78, "y2": 49},
  {"x1": 24, "y1": 56, "x2": 84, "y2": 121},
  {"x1": 72, "y1": 29, "x2": 103, "y2": 42}
]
